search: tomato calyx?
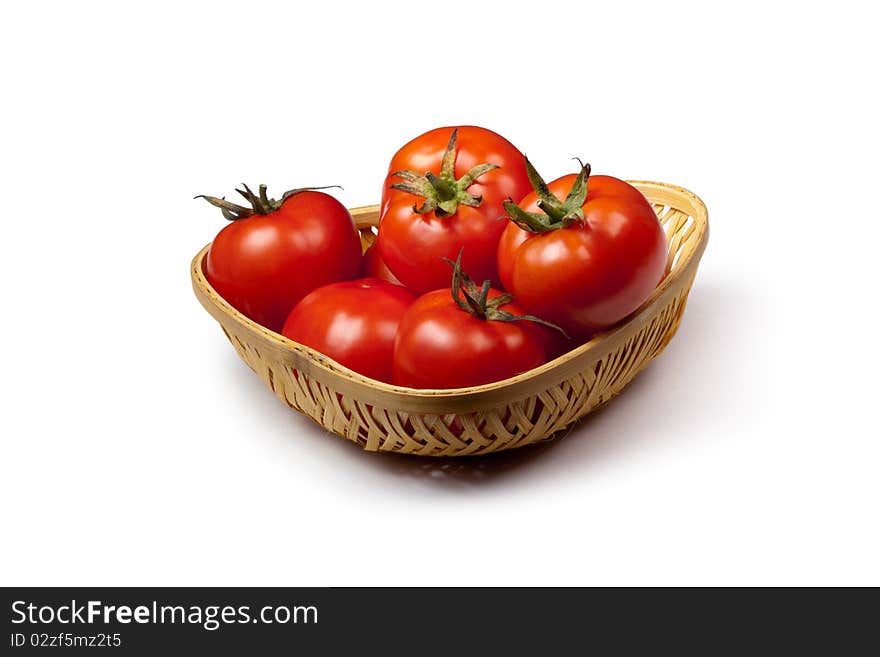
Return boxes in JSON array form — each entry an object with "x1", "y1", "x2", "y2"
[
  {"x1": 443, "y1": 250, "x2": 569, "y2": 338},
  {"x1": 196, "y1": 183, "x2": 341, "y2": 221},
  {"x1": 389, "y1": 128, "x2": 500, "y2": 218},
  {"x1": 503, "y1": 157, "x2": 591, "y2": 233}
]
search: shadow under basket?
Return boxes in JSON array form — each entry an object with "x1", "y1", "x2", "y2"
[{"x1": 191, "y1": 181, "x2": 709, "y2": 457}]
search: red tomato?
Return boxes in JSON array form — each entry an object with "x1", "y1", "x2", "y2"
[
  {"x1": 362, "y1": 242, "x2": 402, "y2": 285},
  {"x1": 392, "y1": 257, "x2": 551, "y2": 389},
  {"x1": 199, "y1": 185, "x2": 362, "y2": 332},
  {"x1": 377, "y1": 126, "x2": 532, "y2": 294},
  {"x1": 498, "y1": 161, "x2": 667, "y2": 339},
  {"x1": 282, "y1": 279, "x2": 416, "y2": 383}
]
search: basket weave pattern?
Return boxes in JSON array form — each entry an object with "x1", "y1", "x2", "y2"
[{"x1": 192, "y1": 181, "x2": 708, "y2": 456}]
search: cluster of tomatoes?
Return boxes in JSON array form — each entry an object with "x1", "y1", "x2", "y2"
[{"x1": 198, "y1": 126, "x2": 668, "y2": 389}]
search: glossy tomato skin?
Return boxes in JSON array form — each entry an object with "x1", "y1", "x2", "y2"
[
  {"x1": 498, "y1": 175, "x2": 667, "y2": 339},
  {"x1": 377, "y1": 126, "x2": 532, "y2": 294},
  {"x1": 205, "y1": 191, "x2": 362, "y2": 332},
  {"x1": 392, "y1": 289, "x2": 547, "y2": 389},
  {"x1": 282, "y1": 279, "x2": 416, "y2": 383},
  {"x1": 362, "y1": 242, "x2": 402, "y2": 285}
]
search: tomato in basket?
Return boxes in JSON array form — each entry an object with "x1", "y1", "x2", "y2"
[
  {"x1": 362, "y1": 242, "x2": 402, "y2": 285},
  {"x1": 197, "y1": 185, "x2": 362, "y2": 332},
  {"x1": 282, "y1": 279, "x2": 416, "y2": 384},
  {"x1": 392, "y1": 252, "x2": 564, "y2": 389},
  {"x1": 377, "y1": 126, "x2": 532, "y2": 294},
  {"x1": 498, "y1": 159, "x2": 667, "y2": 339}
]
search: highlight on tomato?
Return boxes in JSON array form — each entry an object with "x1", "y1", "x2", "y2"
[
  {"x1": 197, "y1": 184, "x2": 362, "y2": 332},
  {"x1": 282, "y1": 278, "x2": 416, "y2": 384},
  {"x1": 392, "y1": 252, "x2": 565, "y2": 389},
  {"x1": 497, "y1": 159, "x2": 668, "y2": 339},
  {"x1": 377, "y1": 126, "x2": 532, "y2": 294}
]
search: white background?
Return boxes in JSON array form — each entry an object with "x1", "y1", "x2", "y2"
[{"x1": 2, "y1": 1, "x2": 878, "y2": 586}]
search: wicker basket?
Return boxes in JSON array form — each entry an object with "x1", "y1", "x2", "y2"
[{"x1": 191, "y1": 181, "x2": 708, "y2": 456}]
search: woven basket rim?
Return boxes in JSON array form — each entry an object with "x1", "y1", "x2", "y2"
[{"x1": 191, "y1": 180, "x2": 708, "y2": 403}]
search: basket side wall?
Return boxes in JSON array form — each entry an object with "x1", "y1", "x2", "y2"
[{"x1": 219, "y1": 270, "x2": 695, "y2": 456}]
